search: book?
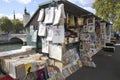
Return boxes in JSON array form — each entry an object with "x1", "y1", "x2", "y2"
[
  {"x1": 25, "y1": 62, "x2": 32, "y2": 75},
  {"x1": 16, "y1": 64, "x2": 26, "y2": 80}
]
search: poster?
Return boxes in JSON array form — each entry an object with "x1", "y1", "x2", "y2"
[
  {"x1": 49, "y1": 44, "x2": 62, "y2": 61},
  {"x1": 52, "y1": 25, "x2": 65, "y2": 43}
]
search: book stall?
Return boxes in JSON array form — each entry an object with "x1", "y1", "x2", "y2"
[
  {"x1": 0, "y1": 0, "x2": 112, "y2": 80},
  {"x1": 0, "y1": 46, "x2": 49, "y2": 80}
]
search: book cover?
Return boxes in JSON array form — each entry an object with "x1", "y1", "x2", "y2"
[
  {"x1": 83, "y1": 25, "x2": 88, "y2": 32},
  {"x1": 16, "y1": 64, "x2": 26, "y2": 80},
  {"x1": 25, "y1": 62, "x2": 32, "y2": 75}
]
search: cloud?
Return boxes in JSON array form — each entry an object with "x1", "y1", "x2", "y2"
[
  {"x1": 83, "y1": 7, "x2": 96, "y2": 14},
  {"x1": 79, "y1": 0, "x2": 95, "y2": 5},
  {"x1": 0, "y1": 13, "x2": 23, "y2": 20},
  {"x1": 68, "y1": 0, "x2": 95, "y2": 5},
  {"x1": 67, "y1": 0, "x2": 96, "y2": 14},
  {"x1": 2, "y1": 0, "x2": 32, "y2": 4},
  {"x1": 2, "y1": 0, "x2": 12, "y2": 3},
  {"x1": 16, "y1": 0, "x2": 32, "y2": 4},
  {"x1": 0, "y1": 13, "x2": 5, "y2": 18}
]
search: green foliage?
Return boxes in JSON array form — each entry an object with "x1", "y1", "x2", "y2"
[
  {"x1": 0, "y1": 17, "x2": 13, "y2": 33},
  {"x1": 12, "y1": 19, "x2": 24, "y2": 33},
  {"x1": 93, "y1": 0, "x2": 120, "y2": 31},
  {"x1": 0, "y1": 17, "x2": 24, "y2": 34}
]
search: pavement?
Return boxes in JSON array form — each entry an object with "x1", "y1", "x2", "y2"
[{"x1": 66, "y1": 40, "x2": 120, "y2": 80}]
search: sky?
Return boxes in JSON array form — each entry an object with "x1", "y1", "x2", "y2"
[{"x1": 0, "y1": 0, "x2": 96, "y2": 20}]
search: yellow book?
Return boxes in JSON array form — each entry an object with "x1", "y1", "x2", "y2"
[{"x1": 25, "y1": 62, "x2": 32, "y2": 75}]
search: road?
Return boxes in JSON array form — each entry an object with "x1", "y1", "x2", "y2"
[{"x1": 66, "y1": 40, "x2": 120, "y2": 80}]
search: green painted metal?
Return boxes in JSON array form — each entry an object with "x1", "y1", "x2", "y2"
[{"x1": 26, "y1": 27, "x2": 36, "y2": 47}]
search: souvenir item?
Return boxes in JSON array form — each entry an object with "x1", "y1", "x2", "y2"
[
  {"x1": 37, "y1": 8, "x2": 45, "y2": 22},
  {"x1": 83, "y1": 25, "x2": 88, "y2": 32},
  {"x1": 49, "y1": 44, "x2": 62, "y2": 61},
  {"x1": 87, "y1": 17, "x2": 95, "y2": 32},
  {"x1": 80, "y1": 34, "x2": 84, "y2": 40},
  {"x1": 60, "y1": 4, "x2": 66, "y2": 19},
  {"x1": 16, "y1": 64, "x2": 26, "y2": 80},
  {"x1": 42, "y1": 38, "x2": 49, "y2": 53},
  {"x1": 36, "y1": 70, "x2": 45, "y2": 80},
  {"x1": 87, "y1": 17, "x2": 95, "y2": 25},
  {"x1": 25, "y1": 62, "x2": 32, "y2": 75},
  {"x1": 84, "y1": 41, "x2": 90, "y2": 51},
  {"x1": 52, "y1": 25, "x2": 65, "y2": 43},
  {"x1": 53, "y1": 4, "x2": 66, "y2": 25},
  {"x1": 95, "y1": 23, "x2": 100, "y2": 35},
  {"x1": 84, "y1": 33, "x2": 90, "y2": 41},
  {"x1": 46, "y1": 26, "x2": 53, "y2": 41},
  {"x1": 90, "y1": 33, "x2": 95, "y2": 43},
  {"x1": 38, "y1": 22, "x2": 46, "y2": 36},
  {"x1": 67, "y1": 13, "x2": 75, "y2": 27},
  {"x1": 77, "y1": 17, "x2": 84, "y2": 26},
  {"x1": 80, "y1": 41, "x2": 84, "y2": 50},
  {"x1": 88, "y1": 24, "x2": 95, "y2": 32},
  {"x1": 44, "y1": 7, "x2": 55, "y2": 24}
]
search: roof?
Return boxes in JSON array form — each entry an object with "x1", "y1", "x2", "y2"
[{"x1": 25, "y1": 0, "x2": 110, "y2": 27}]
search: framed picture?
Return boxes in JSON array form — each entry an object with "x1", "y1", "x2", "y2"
[
  {"x1": 87, "y1": 17, "x2": 95, "y2": 25},
  {"x1": 84, "y1": 33, "x2": 90, "y2": 41},
  {"x1": 83, "y1": 25, "x2": 88, "y2": 32},
  {"x1": 88, "y1": 24, "x2": 95, "y2": 32}
]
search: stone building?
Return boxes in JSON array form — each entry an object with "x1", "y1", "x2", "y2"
[{"x1": 23, "y1": 7, "x2": 30, "y2": 27}]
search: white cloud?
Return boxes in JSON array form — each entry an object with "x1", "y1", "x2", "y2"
[
  {"x1": 0, "y1": 13, "x2": 23, "y2": 20},
  {"x1": 3, "y1": 0, "x2": 32, "y2": 4},
  {"x1": 68, "y1": 0, "x2": 95, "y2": 5},
  {"x1": 79, "y1": 0, "x2": 95, "y2": 5},
  {"x1": 2, "y1": 0, "x2": 12, "y2": 3},
  {"x1": 68, "y1": 0, "x2": 78, "y2": 4},
  {"x1": 0, "y1": 13, "x2": 5, "y2": 18},
  {"x1": 67, "y1": 0, "x2": 96, "y2": 14},
  {"x1": 83, "y1": 7, "x2": 96, "y2": 14},
  {"x1": 16, "y1": 0, "x2": 32, "y2": 4}
]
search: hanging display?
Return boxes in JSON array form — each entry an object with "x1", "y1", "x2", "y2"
[
  {"x1": 44, "y1": 7, "x2": 55, "y2": 24},
  {"x1": 77, "y1": 17, "x2": 84, "y2": 26},
  {"x1": 53, "y1": 3, "x2": 66, "y2": 25},
  {"x1": 52, "y1": 25, "x2": 65, "y2": 43},
  {"x1": 67, "y1": 14, "x2": 75, "y2": 27},
  {"x1": 42, "y1": 38, "x2": 49, "y2": 53},
  {"x1": 49, "y1": 44, "x2": 62, "y2": 61},
  {"x1": 46, "y1": 26, "x2": 54, "y2": 41},
  {"x1": 37, "y1": 8, "x2": 45, "y2": 22},
  {"x1": 38, "y1": 22, "x2": 46, "y2": 37}
]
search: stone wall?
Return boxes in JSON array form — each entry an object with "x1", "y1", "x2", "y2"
[{"x1": 0, "y1": 34, "x2": 9, "y2": 42}]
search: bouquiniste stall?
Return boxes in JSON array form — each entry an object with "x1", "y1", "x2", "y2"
[
  {"x1": 0, "y1": 0, "x2": 112, "y2": 80},
  {"x1": 24, "y1": 0, "x2": 112, "y2": 79}
]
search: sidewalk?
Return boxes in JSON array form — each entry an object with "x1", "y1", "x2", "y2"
[{"x1": 66, "y1": 40, "x2": 120, "y2": 80}]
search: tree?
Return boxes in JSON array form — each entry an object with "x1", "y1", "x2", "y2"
[
  {"x1": 92, "y1": 0, "x2": 120, "y2": 30},
  {"x1": 12, "y1": 19, "x2": 24, "y2": 33},
  {"x1": 0, "y1": 17, "x2": 13, "y2": 33}
]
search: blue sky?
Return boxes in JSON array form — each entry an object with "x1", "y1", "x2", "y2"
[{"x1": 0, "y1": 0, "x2": 95, "y2": 20}]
